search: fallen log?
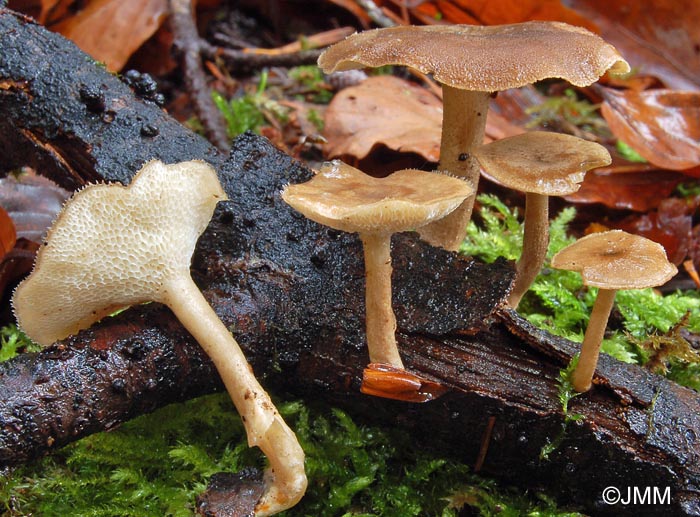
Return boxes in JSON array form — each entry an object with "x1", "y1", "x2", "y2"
[{"x1": 1, "y1": 7, "x2": 699, "y2": 516}]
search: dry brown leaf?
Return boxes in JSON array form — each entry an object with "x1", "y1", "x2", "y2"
[
  {"x1": 323, "y1": 75, "x2": 443, "y2": 163},
  {"x1": 569, "y1": 0, "x2": 700, "y2": 90},
  {"x1": 51, "y1": 0, "x2": 169, "y2": 71},
  {"x1": 599, "y1": 87, "x2": 700, "y2": 172},
  {"x1": 323, "y1": 75, "x2": 524, "y2": 166}
]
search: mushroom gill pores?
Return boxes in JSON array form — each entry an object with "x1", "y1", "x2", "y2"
[
  {"x1": 12, "y1": 160, "x2": 306, "y2": 516},
  {"x1": 318, "y1": 21, "x2": 630, "y2": 251}
]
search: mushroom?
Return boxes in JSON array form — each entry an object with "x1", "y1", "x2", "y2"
[
  {"x1": 318, "y1": 21, "x2": 629, "y2": 250},
  {"x1": 472, "y1": 131, "x2": 612, "y2": 308},
  {"x1": 281, "y1": 160, "x2": 472, "y2": 373},
  {"x1": 550, "y1": 230, "x2": 677, "y2": 392},
  {"x1": 11, "y1": 160, "x2": 307, "y2": 516}
]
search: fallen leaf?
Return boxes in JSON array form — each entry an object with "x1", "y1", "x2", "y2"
[
  {"x1": 569, "y1": 0, "x2": 700, "y2": 90},
  {"x1": 51, "y1": 0, "x2": 169, "y2": 71},
  {"x1": 613, "y1": 198, "x2": 694, "y2": 264},
  {"x1": 323, "y1": 75, "x2": 524, "y2": 169},
  {"x1": 323, "y1": 75, "x2": 443, "y2": 163},
  {"x1": 599, "y1": 87, "x2": 700, "y2": 172},
  {"x1": 7, "y1": 0, "x2": 65, "y2": 24},
  {"x1": 0, "y1": 173, "x2": 70, "y2": 243},
  {"x1": 565, "y1": 167, "x2": 685, "y2": 212},
  {"x1": 0, "y1": 207, "x2": 16, "y2": 261},
  {"x1": 448, "y1": 0, "x2": 596, "y2": 31}
]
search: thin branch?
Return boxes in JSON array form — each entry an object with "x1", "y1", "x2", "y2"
[{"x1": 169, "y1": 0, "x2": 230, "y2": 152}]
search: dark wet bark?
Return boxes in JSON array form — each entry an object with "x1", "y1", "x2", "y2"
[{"x1": 1, "y1": 7, "x2": 699, "y2": 516}]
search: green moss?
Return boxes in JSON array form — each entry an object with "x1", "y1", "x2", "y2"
[
  {"x1": 540, "y1": 358, "x2": 584, "y2": 461},
  {"x1": 212, "y1": 71, "x2": 289, "y2": 138},
  {"x1": 462, "y1": 194, "x2": 700, "y2": 387},
  {"x1": 525, "y1": 88, "x2": 608, "y2": 136},
  {"x1": 288, "y1": 66, "x2": 334, "y2": 104},
  {"x1": 0, "y1": 324, "x2": 40, "y2": 362},
  {"x1": 615, "y1": 140, "x2": 647, "y2": 163},
  {"x1": 1, "y1": 392, "x2": 580, "y2": 516}
]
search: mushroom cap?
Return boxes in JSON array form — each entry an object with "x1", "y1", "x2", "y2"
[
  {"x1": 473, "y1": 131, "x2": 612, "y2": 195},
  {"x1": 12, "y1": 160, "x2": 227, "y2": 345},
  {"x1": 318, "y1": 21, "x2": 630, "y2": 91},
  {"x1": 281, "y1": 160, "x2": 473, "y2": 234},
  {"x1": 550, "y1": 230, "x2": 677, "y2": 290}
]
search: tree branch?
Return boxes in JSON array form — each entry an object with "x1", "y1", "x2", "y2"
[{"x1": 1, "y1": 8, "x2": 699, "y2": 516}]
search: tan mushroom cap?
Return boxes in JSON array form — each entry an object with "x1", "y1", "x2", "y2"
[
  {"x1": 318, "y1": 21, "x2": 630, "y2": 91},
  {"x1": 12, "y1": 159, "x2": 227, "y2": 345},
  {"x1": 473, "y1": 131, "x2": 612, "y2": 196},
  {"x1": 550, "y1": 230, "x2": 677, "y2": 290},
  {"x1": 281, "y1": 160, "x2": 474, "y2": 234}
]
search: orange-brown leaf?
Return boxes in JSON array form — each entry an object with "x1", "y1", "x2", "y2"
[
  {"x1": 0, "y1": 207, "x2": 17, "y2": 261},
  {"x1": 51, "y1": 0, "x2": 169, "y2": 71},
  {"x1": 450, "y1": 0, "x2": 596, "y2": 31},
  {"x1": 600, "y1": 88, "x2": 700, "y2": 172},
  {"x1": 323, "y1": 75, "x2": 443, "y2": 163},
  {"x1": 565, "y1": 168, "x2": 684, "y2": 212},
  {"x1": 569, "y1": 0, "x2": 700, "y2": 90},
  {"x1": 613, "y1": 198, "x2": 694, "y2": 265},
  {"x1": 323, "y1": 76, "x2": 524, "y2": 168}
]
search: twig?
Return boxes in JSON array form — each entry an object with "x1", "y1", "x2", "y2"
[
  {"x1": 200, "y1": 43, "x2": 323, "y2": 71},
  {"x1": 356, "y1": 0, "x2": 397, "y2": 28},
  {"x1": 474, "y1": 415, "x2": 497, "y2": 473},
  {"x1": 169, "y1": 0, "x2": 230, "y2": 152}
]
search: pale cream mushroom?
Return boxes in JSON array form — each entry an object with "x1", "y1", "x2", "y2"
[
  {"x1": 318, "y1": 21, "x2": 629, "y2": 250},
  {"x1": 473, "y1": 131, "x2": 611, "y2": 308},
  {"x1": 282, "y1": 160, "x2": 472, "y2": 372},
  {"x1": 550, "y1": 230, "x2": 677, "y2": 392},
  {"x1": 11, "y1": 160, "x2": 306, "y2": 516}
]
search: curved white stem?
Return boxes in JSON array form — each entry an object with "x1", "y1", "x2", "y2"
[{"x1": 164, "y1": 276, "x2": 307, "y2": 515}]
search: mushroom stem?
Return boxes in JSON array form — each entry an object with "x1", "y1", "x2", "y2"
[
  {"x1": 508, "y1": 192, "x2": 550, "y2": 308},
  {"x1": 572, "y1": 287, "x2": 617, "y2": 393},
  {"x1": 164, "y1": 276, "x2": 307, "y2": 515},
  {"x1": 360, "y1": 232, "x2": 404, "y2": 368},
  {"x1": 419, "y1": 87, "x2": 490, "y2": 251}
]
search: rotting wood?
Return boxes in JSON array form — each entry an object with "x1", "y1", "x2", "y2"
[{"x1": 1, "y1": 8, "x2": 699, "y2": 516}]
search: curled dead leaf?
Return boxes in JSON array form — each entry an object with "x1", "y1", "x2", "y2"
[
  {"x1": 51, "y1": 0, "x2": 169, "y2": 71},
  {"x1": 322, "y1": 75, "x2": 524, "y2": 168},
  {"x1": 600, "y1": 87, "x2": 700, "y2": 172},
  {"x1": 323, "y1": 75, "x2": 443, "y2": 163},
  {"x1": 569, "y1": 0, "x2": 700, "y2": 90}
]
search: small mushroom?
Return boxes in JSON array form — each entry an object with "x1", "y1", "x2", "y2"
[
  {"x1": 318, "y1": 21, "x2": 629, "y2": 250},
  {"x1": 12, "y1": 160, "x2": 307, "y2": 516},
  {"x1": 473, "y1": 131, "x2": 611, "y2": 308},
  {"x1": 282, "y1": 160, "x2": 472, "y2": 373},
  {"x1": 550, "y1": 230, "x2": 677, "y2": 392}
]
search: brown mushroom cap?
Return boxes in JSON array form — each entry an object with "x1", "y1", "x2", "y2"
[
  {"x1": 281, "y1": 160, "x2": 474, "y2": 234},
  {"x1": 318, "y1": 21, "x2": 630, "y2": 91},
  {"x1": 12, "y1": 159, "x2": 227, "y2": 345},
  {"x1": 550, "y1": 230, "x2": 677, "y2": 290},
  {"x1": 473, "y1": 131, "x2": 612, "y2": 195}
]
